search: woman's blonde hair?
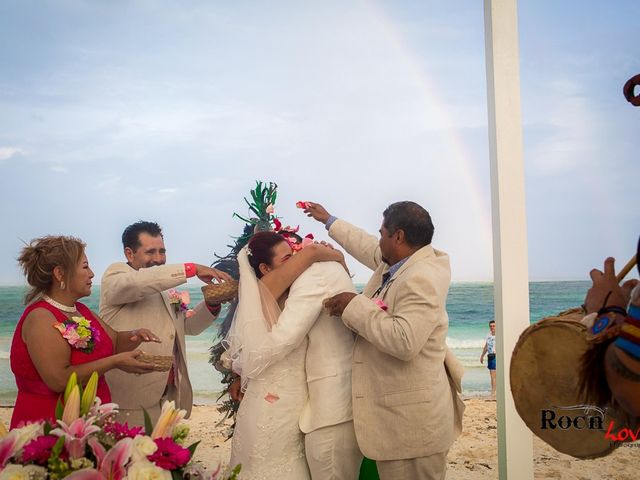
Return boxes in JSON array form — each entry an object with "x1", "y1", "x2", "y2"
[{"x1": 17, "y1": 235, "x2": 86, "y2": 304}]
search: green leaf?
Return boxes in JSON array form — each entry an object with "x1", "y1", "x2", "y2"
[
  {"x1": 243, "y1": 198, "x2": 262, "y2": 217},
  {"x1": 51, "y1": 436, "x2": 66, "y2": 459},
  {"x1": 143, "y1": 407, "x2": 153, "y2": 436},
  {"x1": 55, "y1": 396, "x2": 64, "y2": 420},
  {"x1": 43, "y1": 421, "x2": 52, "y2": 436},
  {"x1": 255, "y1": 181, "x2": 263, "y2": 198},
  {"x1": 186, "y1": 440, "x2": 200, "y2": 457},
  {"x1": 171, "y1": 470, "x2": 182, "y2": 480},
  {"x1": 229, "y1": 464, "x2": 242, "y2": 480},
  {"x1": 232, "y1": 213, "x2": 252, "y2": 224}
]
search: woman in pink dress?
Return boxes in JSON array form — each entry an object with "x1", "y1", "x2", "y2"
[{"x1": 10, "y1": 235, "x2": 160, "y2": 428}]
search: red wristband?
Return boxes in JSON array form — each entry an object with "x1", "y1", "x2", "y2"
[
  {"x1": 184, "y1": 263, "x2": 197, "y2": 278},
  {"x1": 207, "y1": 303, "x2": 222, "y2": 316}
]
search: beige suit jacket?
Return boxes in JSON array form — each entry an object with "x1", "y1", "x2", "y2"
[
  {"x1": 100, "y1": 262, "x2": 217, "y2": 420},
  {"x1": 264, "y1": 261, "x2": 357, "y2": 433},
  {"x1": 329, "y1": 219, "x2": 464, "y2": 460}
]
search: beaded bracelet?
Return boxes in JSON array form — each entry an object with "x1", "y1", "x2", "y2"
[
  {"x1": 614, "y1": 304, "x2": 640, "y2": 361},
  {"x1": 588, "y1": 307, "x2": 626, "y2": 342}
]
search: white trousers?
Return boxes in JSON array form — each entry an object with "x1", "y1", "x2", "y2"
[
  {"x1": 376, "y1": 450, "x2": 448, "y2": 480},
  {"x1": 305, "y1": 421, "x2": 363, "y2": 480}
]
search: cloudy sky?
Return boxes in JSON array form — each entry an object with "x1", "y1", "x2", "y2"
[{"x1": 0, "y1": 0, "x2": 638, "y2": 285}]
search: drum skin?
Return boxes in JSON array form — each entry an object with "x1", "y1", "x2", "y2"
[{"x1": 510, "y1": 309, "x2": 623, "y2": 459}]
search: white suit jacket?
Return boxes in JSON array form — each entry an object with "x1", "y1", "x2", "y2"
[
  {"x1": 99, "y1": 262, "x2": 217, "y2": 419},
  {"x1": 263, "y1": 261, "x2": 357, "y2": 433},
  {"x1": 329, "y1": 219, "x2": 465, "y2": 460}
]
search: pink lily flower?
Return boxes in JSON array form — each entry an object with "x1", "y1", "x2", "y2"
[
  {"x1": 89, "y1": 397, "x2": 119, "y2": 422},
  {"x1": 52, "y1": 417, "x2": 101, "y2": 459},
  {"x1": 65, "y1": 437, "x2": 133, "y2": 480},
  {"x1": 0, "y1": 431, "x2": 21, "y2": 468},
  {"x1": 0, "y1": 423, "x2": 43, "y2": 467}
]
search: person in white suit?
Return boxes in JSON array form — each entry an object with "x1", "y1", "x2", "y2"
[
  {"x1": 259, "y1": 259, "x2": 363, "y2": 479},
  {"x1": 227, "y1": 232, "x2": 362, "y2": 479}
]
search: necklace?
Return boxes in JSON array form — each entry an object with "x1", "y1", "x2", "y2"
[{"x1": 42, "y1": 294, "x2": 77, "y2": 313}]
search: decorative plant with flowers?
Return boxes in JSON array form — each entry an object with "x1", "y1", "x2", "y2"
[{"x1": 0, "y1": 372, "x2": 238, "y2": 479}]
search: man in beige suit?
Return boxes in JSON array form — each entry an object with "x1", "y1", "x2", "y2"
[
  {"x1": 260, "y1": 260, "x2": 364, "y2": 479},
  {"x1": 100, "y1": 221, "x2": 231, "y2": 425},
  {"x1": 306, "y1": 201, "x2": 464, "y2": 480}
]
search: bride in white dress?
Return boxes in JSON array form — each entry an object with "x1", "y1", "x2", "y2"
[{"x1": 225, "y1": 233, "x2": 343, "y2": 479}]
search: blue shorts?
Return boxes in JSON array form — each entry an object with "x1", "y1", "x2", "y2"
[{"x1": 487, "y1": 354, "x2": 496, "y2": 370}]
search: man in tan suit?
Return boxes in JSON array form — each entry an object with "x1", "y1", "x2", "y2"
[
  {"x1": 306, "y1": 201, "x2": 464, "y2": 480},
  {"x1": 100, "y1": 221, "x2": 231, "y2": 425}
]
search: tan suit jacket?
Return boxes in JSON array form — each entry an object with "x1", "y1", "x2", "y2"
[
  {"x1": 329, "y1": 219, "x2": 464, "y2": 461},
  {"x1": 265, "y1": 261, "x2": 357, "y2": 433},
  {"x1": 100, "y1": 263, "x2": 217, "y2": 422}
]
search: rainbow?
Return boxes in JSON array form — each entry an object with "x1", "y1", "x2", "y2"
[{"x1": 364, "y1": 0, "x2": 494, "y2": 257}]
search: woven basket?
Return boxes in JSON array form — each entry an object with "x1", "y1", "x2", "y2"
[
  {"x1": 137, "y1": 353, "x2": 173, "y2": 372},
  {"x1": 202, "y1": 280, "x2": 239, "y2": 306}
]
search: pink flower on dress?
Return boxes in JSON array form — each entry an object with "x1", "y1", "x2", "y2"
[
  {"x1": 21, "y1": 435, "x2": 59, "y2": 465},
  {"x1": 53, "y1": 317, "x2": 98, "y2": 353},
  {"x1": 373, "y1": 299, "x2": 388, "y2": 311},
  {"x1": 148, "y1": 438, "x2": 191, "y2": 469},
  {"x1": 62, "y1": 328, "x2": 81, "y2": 346}
]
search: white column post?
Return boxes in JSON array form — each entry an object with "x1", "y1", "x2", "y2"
[{"x1": 483, "y1": 0, "x2": 534, "y2": 478}]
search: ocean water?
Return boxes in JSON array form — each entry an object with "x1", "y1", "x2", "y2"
[{"x1": 0, "y1": 281, "x2": 589, "y2": 405}]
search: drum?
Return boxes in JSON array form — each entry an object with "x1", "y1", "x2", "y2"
[{"x1": 510, "y1": 308, "x2": 623, "y2": 459}]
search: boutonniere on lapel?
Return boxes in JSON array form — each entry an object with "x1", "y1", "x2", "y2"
[
  {"x1": 168, "y1": 289, "x2": 193, "y2": 316},
  {"x1": 373, "y1": 298, "x2": 388, "y2": 311}
]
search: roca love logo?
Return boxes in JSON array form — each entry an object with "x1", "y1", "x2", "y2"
[{"x1": 540, "y1": 407, "x2": 605, "y2": 431}]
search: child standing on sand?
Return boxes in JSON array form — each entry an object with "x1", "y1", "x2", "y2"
[{"x1": 480, "y1": 320, "x2": 496, "y2": 397}]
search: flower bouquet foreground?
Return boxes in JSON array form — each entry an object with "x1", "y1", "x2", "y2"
[{"x1": 0, "y1": 372, "x2": 241, "y2": 480}]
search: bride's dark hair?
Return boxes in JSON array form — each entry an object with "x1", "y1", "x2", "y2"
[{"x1": 247, "y1": 232, "x2": 287, "y2": 278}]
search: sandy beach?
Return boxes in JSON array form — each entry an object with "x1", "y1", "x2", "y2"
[{"x1": 2, "y1": 398, "x2": 636, "y2": 479}]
